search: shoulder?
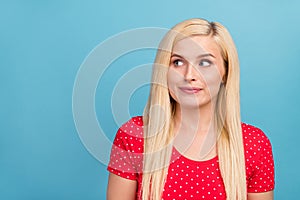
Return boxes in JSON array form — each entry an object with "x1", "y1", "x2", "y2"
[
  {"x1": 241, "y1": 122, "x2": 274, "y2": 172},
  {"x1": 112, "y1": 116, "x2": 144, "y2": 153},
  {"x1": 118, "y1": 116, "x2": 143, "y2": 136},
  {"x1": 108, "y1": 116, "x2": 144, "y2": 178},
  {"x1": 117, "y1": 116, "x2": 143, "y2": 140},
  {"x1": 241, "y1": 123, "x2": 275, "y2": 192},
  {"x1": 241, "y1": 122, "x2": 272, "y2": 151}
]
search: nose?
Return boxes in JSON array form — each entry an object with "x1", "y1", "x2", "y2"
[{"x1": 184, "y1": 64, "x2": 197, "y2": 82}]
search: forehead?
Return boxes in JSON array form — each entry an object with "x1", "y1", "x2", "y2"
[{"x1": 172, "y1": 35, "x2": 221, "y2": 58}]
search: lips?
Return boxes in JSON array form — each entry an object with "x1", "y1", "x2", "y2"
[{"x1": 179, "y1": 86, "x2": 202, "y2": 94}]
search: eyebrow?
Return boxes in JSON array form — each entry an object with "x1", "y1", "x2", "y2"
[{"x1": 171, "y1": 53, "x2": 216, "y2": 58}]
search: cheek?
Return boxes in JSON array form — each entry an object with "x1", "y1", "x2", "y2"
[
  {"x1": 167, "y1": 68, "x2": 182, "y2": 99},
  {"x1": 201, "y1": 66, "x2": 223, "y2": 94}
]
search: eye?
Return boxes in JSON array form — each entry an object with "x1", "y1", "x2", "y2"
[
  {"x1": 173, "y1": 59, "x2": 184, "y2": 67},
  {"x1": 199, "y1": 59, "x2": 212, "y2": 67}
]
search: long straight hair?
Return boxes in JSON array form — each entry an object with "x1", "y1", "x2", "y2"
[{"x1": 142, "y1": 18, "x2": 246, "y2": 200}]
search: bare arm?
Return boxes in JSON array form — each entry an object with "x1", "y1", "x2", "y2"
[
  {"x1": 107, "y1": 173, "x2": 137, "y2": 200},
  {"x1": 248, "y1": 191, "x2": 274, "y2": 200}
]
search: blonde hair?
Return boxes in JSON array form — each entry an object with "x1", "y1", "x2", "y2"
[{"x1": 142, "y1": 18, "x2": 246, "y2": 200}]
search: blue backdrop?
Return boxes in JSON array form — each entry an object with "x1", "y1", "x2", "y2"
[{"x1": 1, "y1": 0, "x2": 299, "y2": 199}]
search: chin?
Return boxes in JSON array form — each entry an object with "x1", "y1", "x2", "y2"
[
  {"x1": 172, "y1": 95, "x2": 215, "y2": 110},
  {"x1": 177, "y1": 100, "x2": 212, "y2": 110}
]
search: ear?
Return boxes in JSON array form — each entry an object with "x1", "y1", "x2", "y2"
[{"x1": 222, "y1": 76, "x2": 227, "y2": 84}]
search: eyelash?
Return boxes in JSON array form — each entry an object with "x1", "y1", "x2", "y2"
[
  {"x1": 172, "y1": 59, "x2": 212, "y2": 67},
  {"x1": 199, "y1": 59, "x2": 212, "y2": 67},
  {"x1": 173, "y1": 59, "x2": 184, "y2": 67}
]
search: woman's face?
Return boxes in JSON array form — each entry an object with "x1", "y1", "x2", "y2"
[{"x1": 167, "y1": 35, "x2": 225, "y2": 109}]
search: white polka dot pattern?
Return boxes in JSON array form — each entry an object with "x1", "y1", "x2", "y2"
[
  {"x1": 242, "y1": 123, "x2": 275, "y2": 193},
  {"x1": 107, "y1": 116, "x2": 275, "y2": 199},
  {"x1": 161, "y1": 149, "x2": 226, "y2": 199},
  {"x1": 107, "y1": 116, "x2": 144, "y2": 180}
]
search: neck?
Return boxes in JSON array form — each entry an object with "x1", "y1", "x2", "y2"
[
  {"x1": 172, "y1": 102, "x2": 218, "y2": 161},
  {"x1": 173, "y1": 102, "x2": 216, "y2": 135}
]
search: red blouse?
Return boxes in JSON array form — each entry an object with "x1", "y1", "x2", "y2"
[{"x1": 107, "y1": 116, "x2": 275, "y2": 199}]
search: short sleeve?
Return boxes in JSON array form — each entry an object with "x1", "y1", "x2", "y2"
[
  {"x1": 244, "y1": 125, "x2": 275, "y2": 193},
  {"x1": 107, "y1": 116, "x2": 144, "y2": 180}
]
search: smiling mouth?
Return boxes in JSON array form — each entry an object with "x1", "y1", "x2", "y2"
[{"x1": 179, "y1": 87, "x2": 202, "y2": 94}]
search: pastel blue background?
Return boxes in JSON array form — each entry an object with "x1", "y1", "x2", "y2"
[{"x1": 1, "y1": 0, "x2": 299, "y2": 199}]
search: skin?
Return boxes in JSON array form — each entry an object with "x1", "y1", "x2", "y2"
[
  {"x1": 107, "y1": 173, "x2": 137, "y2": 200},
  {"x1": 107, "y1": 35, "x2": 274, "y2": 200},
  {"x1": 248, "y1": 191, "x2": 274, "y2": 200},
  {"x1": 168, "y1": 35, "x2": 225, "y2": 161}
]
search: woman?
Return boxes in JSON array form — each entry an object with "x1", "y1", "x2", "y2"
[{"x1": 107, "y1": 18, "x2": 274, "y2": 200}]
